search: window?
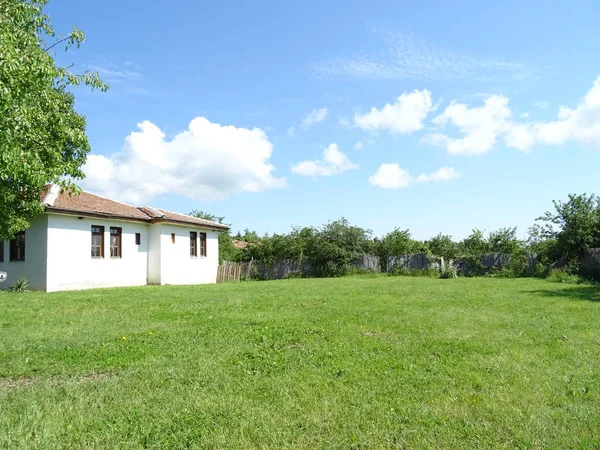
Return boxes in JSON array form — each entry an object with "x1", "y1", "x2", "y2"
[
  {"x1": 10, "y1": 231, "x2": 25, "y2": 261},
  {"x1": 190, "y1": 232, "x2": 197, "y2": 257},
  {"x1": 0, "y1": 241, "x2": 4, "y2": 262},
  {"x1": 200, "y1": 232, "x2": 207, "y2": 257},
  {"x1": 110, "y1": 227, "x2": 122, "y2": 258},
  {"x1": 171, "y1": 233, "x2": 175, "y2": 244},
  {"x1": 135, "y1": 233, "x2": 141, "y2": 245},
  {"x1": 91, "y1": 226, "x2": 104, "y2": 258}
]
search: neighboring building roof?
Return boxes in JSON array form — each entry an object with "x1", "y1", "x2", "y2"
[
  {"x1": 41, "y1": 185, "x2": 229, "y2": 231},
  {"x1": 232, "y1": 240, "x2": 259, "y2": 249}
]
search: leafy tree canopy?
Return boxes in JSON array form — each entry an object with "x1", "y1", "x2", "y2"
[{"x1": 0, "y1": 0, "x2": 106, "y2": 238}]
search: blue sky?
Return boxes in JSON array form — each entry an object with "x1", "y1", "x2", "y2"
[{"x1": 47, "y1": 0, "x2": 600, "y2": 240}]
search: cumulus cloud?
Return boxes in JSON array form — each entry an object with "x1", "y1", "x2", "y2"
[
  {"x1": 301, "y1": 108, "x2": 329, "y2": 128},
  {"x1": 369, "y1": 164, "x2": 460, "y2": 189},
  {"x1": 422, "y1": 95, "x2": 512, "y2": 155},
  {"x1": 534, "y1": 101, "x2": 549, "y2": 109},
  {"x1": 354, "y1": 89, "x2": 433, "y2": 134},
  {"x1": 291, "y1": 144, "x2": 357, "y2": 177},
  {"x1": 82, "y1": 117, "x2": 286, "y2": 204},
  {"x1": 354, "y1": 141, "x2": 364, "y2": 151},
  {"x1": 422, "y1": 76, "x2": 600, "y2": 154}
]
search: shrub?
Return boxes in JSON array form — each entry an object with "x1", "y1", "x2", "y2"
[
  {"x1": 390, "y1": 266, "x2": 438, "y2": 278},
  {"x1": 7, "y1": 277, "x2": 29, "y2": 293},
  {"x1": 439, "y1": 262, "x2": 458, "y2": 279},
  {"x1": 547, "y1": 269, "x2": 583, "y2": 284}
]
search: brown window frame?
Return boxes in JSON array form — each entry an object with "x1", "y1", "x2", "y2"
[
  {"x1": 190, "y1": 231, "x2": 198, "y2": 257},
  {"x1": 171, "y1": 233, "x2": 176, "y2": 244},
  {"x1": 91, "y1": 225, "x2": 104, "y2": 258},
  {"x1": 110, "y1": 227, "x2": 122, "y2": 258},
  {"x1": 200, "y1": 232, "x2": 207, "y2": 257},
  {"x1": 135, "y1": 233, "x2": 141, "y2": 245},
  {"x1": 9, "y1": 231, "x2": 25, "y2": 262}
]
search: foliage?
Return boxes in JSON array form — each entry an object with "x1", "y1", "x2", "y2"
[
  {"x1": 533, "y1": 193, "x2": 600, "y2": 271},
  {"x1": 0, "y1": 0, "x2": 107, "y2": 239},
  {"x1": 425, "y1": 233, "x2": 458, "y2": 260},
  {"x1": 376, "y1": 228, "x2": 423, "y2": 271},
  {"x1": 546, "y1": 269, "x2": 584, "y2": 284},
  {"x1": 7, "y1": 277, "x2": 29, "y2": 293},
  {"x1": 439, "y1": 259, "x2": 458, "y2": 279},
  {"x1": 487, "y1": 227, "x2": 522, "y2": 254},
  {"x1": 244, "y1": 218, "x2": 374, "y2": 277}
]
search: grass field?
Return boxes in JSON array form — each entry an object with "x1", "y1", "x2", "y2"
[{"x1": 1, "y1": 276, "x2": 599, "y2": 449}]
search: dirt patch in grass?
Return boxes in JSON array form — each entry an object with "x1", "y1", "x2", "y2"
[{"x1": 0, "y1": 371, "x2": 117, "y2": 392}]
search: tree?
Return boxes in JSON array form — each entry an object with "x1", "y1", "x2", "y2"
[
  {"x1": 425, "y1": 233, "x2": 458, "y2": 259},
  {"x1": 0, "y1": 0, "x2": 107, "y2": 239},
  {"x1": 534, "y1": 193, "x2": 600, "y2": 267}
]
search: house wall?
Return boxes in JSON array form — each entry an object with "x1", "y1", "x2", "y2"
[
  {"x1": 147, "y1": 223, "x2": 162, "y2": 284},
  {"x1": 158, "y1": 224, "x2": 219, "y2": 285},
  {"x1": 0, "y1": 215, "x2": 48, "y2": 291},
  {"x1": 45, "y1": 214, "x2": 149, "y2": 292}
]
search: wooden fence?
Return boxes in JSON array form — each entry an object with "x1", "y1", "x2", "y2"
[{"x1": 216, "y1": 263, "x2": 241, "y2": 283}]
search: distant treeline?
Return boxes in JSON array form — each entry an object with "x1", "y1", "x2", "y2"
[{"x1": 191, "y1": 193, "x2": 600, "y2": 280}]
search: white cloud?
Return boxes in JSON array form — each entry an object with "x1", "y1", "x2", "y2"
[
  {"x1": 520, "y1": 112, "x2": 530, "y2": 118},
  {"x1": 415, "y1": 166, "x2": 460, "y2": 183},
  {"x1": 354, "y1": 89, "x2": 433, "y2": 134},
  {"x1": 534, "y1": 101, "x2": 549, "y2": 109},
  {"x1": 312, "y1": 29, "x2": 533, "y2": 82},
  {"x1": 338, "y1": 116, "x2": 351, "y2": 127},
  {"x1": 423, "y1": 95, "x2": 512, "y2": 155},
  {"x1": 287, "y1": 126, "x2": 295, "y2": 137},
  {"x1": 301, "y1": 108, "x2": 329, "y2": 128},
  {"x1": 369, "y1": 164, "x2": 413, "y2": 189},
  {"x1": 88, "y1": 63, "x2": 141, "y2": 82},
  {"x1": 82, "y1": 117, "x2": 286, "y2": 203},
  {"x1": 290, "y1": 144, "x2": 357, "y2": 177},
  {"x1": 422, "y1": 76, "x2": 600, "y2": 154},
  {"x1": 369, "y1": 164, "x2": 460, "y2": 189},
  {"x1": 354, "y1": 141, "x2": 364, "y2": 151}
]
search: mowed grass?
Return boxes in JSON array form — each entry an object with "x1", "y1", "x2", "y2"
[{"x1": 1, "y1": 277, "x2": 599, "y2": 449}]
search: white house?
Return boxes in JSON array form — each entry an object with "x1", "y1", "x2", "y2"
[{"x1": 0, "y1": 185, "x2": 229, "y2": 292}]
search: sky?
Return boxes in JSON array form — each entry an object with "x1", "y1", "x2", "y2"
[{"x1": 46, "y1": 0, "x2": 600, "y2": 240}]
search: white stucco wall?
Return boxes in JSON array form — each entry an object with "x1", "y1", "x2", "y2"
[
  {"x1": 0, "y1": 215, "x2": 48, "y2": 291},
  {"x1": 45, "y1": 214, "x2": 149, "y2": 292},
  {"x1": 147, "y1": 223, "x2": 162, "y2": 285},
  {"x1": 158, "y1": 224, "x2": 219, "y2": 285}
]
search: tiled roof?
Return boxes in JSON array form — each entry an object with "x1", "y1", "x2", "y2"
[{"x1": 42, "y1": 186, "x2": 229, "y2": 231}]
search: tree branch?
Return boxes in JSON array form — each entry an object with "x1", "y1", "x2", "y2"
[{"x1": 44, "y1": 36, "x2": 70, "y2": 53}]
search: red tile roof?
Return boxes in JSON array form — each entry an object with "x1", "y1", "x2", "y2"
[{"x1": 42, "y1": 186, "x2": 229, "y2": 231}]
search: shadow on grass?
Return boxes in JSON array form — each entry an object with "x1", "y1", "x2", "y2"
[{"x1": 521, "y1": 285, "x2": 600, "y2": 303}]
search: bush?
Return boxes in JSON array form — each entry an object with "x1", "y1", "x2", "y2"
[
  {"x1": 439, "y1": 263, "x2": 458, "y2": 279},
  {"x1": 7, "y1": 277, "x2": 29, "y2": 293},
  {"x1": 547, "y1": 269, "x2": 583, "y2": 284}
]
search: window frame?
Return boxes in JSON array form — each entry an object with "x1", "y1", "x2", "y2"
[
  {"x1": 171, "y1": 233, "x2": 176, "y2": 244},
  {"x1": 199, "y1": 232, "x2": 207, "y2": 257},
  {"x1": 91, "y1": 225, "x2": 105, "y2": 258},
  {"x1": 0, "y1": 240, "x2": 3, "y2": 262},
  {"x1": 135, "y1": 233, "x2": 141, "y2": 246},
  {"x1": 9, "y1": 231, "x2": 25, "y2": 262},
  {"x1": 110, "y1": 227, "x2": 122, "y2": 258},
  {"x1": 190, "y1": 231, "x2": 198, "y2": 257}
]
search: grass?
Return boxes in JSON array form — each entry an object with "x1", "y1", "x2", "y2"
[{"x1": 0, "y1": 276, "x2": 599, "y2": 449}]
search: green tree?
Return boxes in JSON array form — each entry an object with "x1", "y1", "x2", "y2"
[
  {"x1": 487, "y1": 227, "x2": 521, "y2": 254},
  {"x1": 0, "y1": 0, "x2": 107, "y2": 239},
  {"x1": 534, "y1": 193, "x2": 600, "y2": 268},
  {"x1": 425, "y1": 233, "x2": 458, "y2": 259}
]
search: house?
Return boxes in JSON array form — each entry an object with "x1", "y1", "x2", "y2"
[{"x1": 0, "y1": 185, "x2": 229, "y2": 292}]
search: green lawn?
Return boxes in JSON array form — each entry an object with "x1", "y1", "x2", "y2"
[{"x1": 1, "y1": 276, "x2": 599, "y2": 449}]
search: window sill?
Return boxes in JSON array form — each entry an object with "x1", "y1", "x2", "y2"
[{"x1": 91, "y1": 257, "x2": 104, "y2": 259}]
